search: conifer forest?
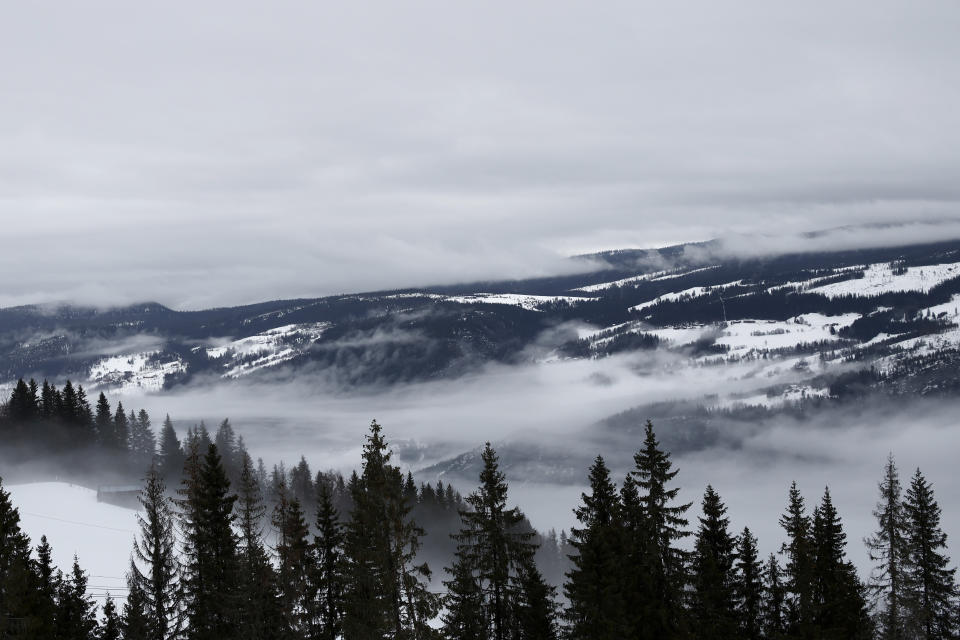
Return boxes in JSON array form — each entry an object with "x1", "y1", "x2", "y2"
[{"x1": 2, "y1": 380, "x2": 958, "y2": 639}]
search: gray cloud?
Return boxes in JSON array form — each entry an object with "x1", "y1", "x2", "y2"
[
  {"x1": 121, "y1": 348, "x2": 960, "y2": 575},
  {"x1": 2, "y1": 1, "x2": 960, "y2": 309}
]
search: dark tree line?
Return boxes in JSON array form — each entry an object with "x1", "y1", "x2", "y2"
[
  {"x1": 1, "y1": 378, "x2": 159, "y2": 474},
  {"x1": 2, "y1": 416, "x2": 959, "y2": 639}
]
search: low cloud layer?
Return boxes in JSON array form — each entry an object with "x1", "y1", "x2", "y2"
[
  {"x1": 2, "y1": 1, "x2": 960, "y2": 308},
  {"x1": 114, "y1": 346, "x2": 960, "y2": 575}
]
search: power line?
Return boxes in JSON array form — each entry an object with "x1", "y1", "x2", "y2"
[{"x1": 20, "y1": 511, "x2": 135, "y2": 534}]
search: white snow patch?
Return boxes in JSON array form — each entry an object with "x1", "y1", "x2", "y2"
[
  {"x1": 7, "y1": 482, "x2": 137, "y2": 602},
  {"x1": 649, "y1": 265, "x2": 720, "y2": 281},
  {"x1": 920, "y1": 294, "x2": 960, "y2": 321},
  {"x1": 382, "y1": 293, "x2": 446, "y2": 300},
  {"x1": 445, "y1": 293, "x2": 588, "y2": 311},
  {"x1": 206, "y1": 322, "x2": 332, "y2": 378},
  {"x1": 572, "y1": 270, "x2": 671, "y2": 292},
  {"x1": 710, "y1": 384, "x2": 830, "y2": 409},
  {"x1": 89, "y1": 353, "x2": 186, "y2": 394},
  {"x1": 811, "y1": 262, "x2": 960, "y2": 298},
  {"x1": 630, "y1": 280, "x2": 744, "y2": 313}
]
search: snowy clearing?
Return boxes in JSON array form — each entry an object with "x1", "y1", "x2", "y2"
[
  {"x1": 205, "y1": 322, "x2": 331, "y2": 378},
  {"x1": 811, "y1": 262, "x2": 960, "y2": 298},
  {"x1": 7, "y1": 482, "x2": 137, "y2": 603},
  {"x1": 630, "y1": 280, "x2": 744, "y2": 313},
  {"x1": 644, "y1": 313, "x2": 859, "y2": 358},
  {"x1": 89, "y1": 353, "x2": 187, "y2": 395},
  {"x1": 572, "y1": 270, "x2": 670, "y2": 292},
  {"x1": 445, "y1": 293, "x2": 588, "y2": 311}
]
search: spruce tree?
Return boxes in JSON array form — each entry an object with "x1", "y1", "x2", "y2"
[
  {"x1": 514, "y1": 559, "x2": 558, "y2": 640},
  {"x1": 114, "y1": 401, "x2": 130, "y2": 452},
  {"x1": 55, "y1": 556, "x2": 98, "y2": 640},
  {"x1": 763, "y1": 553, "x2": 786, "y2": 639},
  {"x1": 691, "y1": 485, "x2": 738, "y2": 640},
  {"x1": 0, "y1": 474, "x2": 36, "y2": 638},
  {"x1": 309, "y1": 478, "x2": 346, "y2": 640},
  {"x1": 343, "y1": 420, "x2": 437, "y2": 640},
  {"x1": 129, "y1": 409, "x2": 156, "y2": 469},
  {"x1": 213, "y1": 419, "x2": 239, "y2": 484},
  {"x1": 236, "y1": 452, "x2": 281, "y2": 640},
  {"x1": 811, "y1": 487, "x2": 871, "y2": 639},
  {"x1": 902, "y1": 469, "x2": 957, "y2": 640},
  {"x1": 132, "y1": 464, "x2": 182, "y2": 640},
  {"x1": 779, "y1": 481, "x2": 815, "y2": 638},
  {"x1": 95, "y1": 392, "x2": 114, "y2": 448},
  {"x1": 123, "y1": 562, "x2": 152, "y2": 640},
  {"x1": 865, "y1": 454, "x2": 908, "y2": 640},
  {"x1": 629, "y1": 420, "x2": 691, "y2": 639},
  {"x1": 60, "y1": 379, "x2": 80, "y2": 425},
  {"x1": 40, "y1": 379, "x2": 60, "y2": 420},
  {"x1": 101, "y1": 594, "x2": 122, "y2": 640},
  {"x1": 272, "y1": 481, "x2": 312, "y2": 635},
  {"x1": 178, "y1": 444, "x2": 241, "y2": 639},
  {"x1": 564, "y1": 455, "x2": 627, "y2": 640},
  {"x1": 442, "y1": 545, "x2": 486, "y2": 640},
  {"x1": 31, "y1": 535, "x2": 60, "y2": 638},
  {"x1": 734, "y1": 527, "x2": 764, "y2": 640},
  {"x1": 6, "y1": 378, "x2": 37, "y2": 424},
  {"x1": 447, "y1": 443, "x2": 540, "y2": 640},
  {"x1": 158, "y1": 416, "x2": 184, "y2": 482}
]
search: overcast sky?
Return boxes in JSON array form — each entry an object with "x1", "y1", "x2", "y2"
[{"x1": 3, "y1": 1, "x2": 960, "y2": 309}]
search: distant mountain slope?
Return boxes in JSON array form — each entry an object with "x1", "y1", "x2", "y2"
[{"x1": 4, "y1": 237, "x2": 960, "y2": 402}]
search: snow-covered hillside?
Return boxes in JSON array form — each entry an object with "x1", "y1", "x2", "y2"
[
  {"x1": 7, "y1": 482, "x2": 137, "y2": 603},
  {"x1": 445, "y1": 293, "x2": 587, "y2": 311},
  {"x1": 89, "y1": 353, "x2": 186, "y2": 393},
  {"x1": 810, "y1": 262, "x2": 960, "y2": 298},
  {"x1": 204, "y1": 322, "x2": 332, "y2": 378}
]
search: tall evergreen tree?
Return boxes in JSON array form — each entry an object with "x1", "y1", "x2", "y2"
[
  {"x1": 95, "y1": 393, "x2": 115, "y2": 448},
  {"x1": 55, "y1": 556, "x2": 98, "y2": 640},
  {"x1": 101, "y1": 594, "x2": 122, "y2": 640},
  {"x1": 779, "y1": 481, "x2": 815, "y2": 639},
  {"x1": 442, "y1": 545, "x2": 486, "y2": 640},
  {"x1": 629, "y1": 420, "x2": 691, "y2": 639},
  {"x1": 343, "y1": 420, "x2": 437, "y2": 640},
  {"x1": 902, "y1": 469, "x2": 957, "y2": 640},
  {"x1": 158, "y1": 416, "x2": 184, "y2": 482},
  {"x1": 7, "y1": 378, "x2": 37, "y2": 424},
  {"x1": 272, "y1": 481, "x2": 312, "y2": 636},
  {"x1": 123, "y1": 561, "x2": 152, "y2": 640},
  {"x1": 132, "y1": 464, "x2": 181, "y2": 640},
  {"x1": 31, "y1": 535, "x2": 60, "y2": 638},
  {"x1": 514, "y1": 559, "x2": 558, "y2": 640},
  {"x1": 236, "y1": 452, "x2": 281, "y2": 640},
  {"x1": 733, "y1": 527, "x2": 764, "y2": 640},
  {"x1": 39, "y1": 379, "x2": 60, "y2": 420},
  {"x1": 445, "y1": 442, "x2": 538, "y2": 640},
  {"x1": 564, "y1": 455, "x2": 627, "y2": 640},
  {"x1": 0, "y1": 474, "x2": 36, "y2": 639},
  {"x1": 763, "y1": 553, "x2": 787, "y2": 639},
  {"x1": 308, "y1": 478, "x2": 346, "y2": 640},
  {"x1": 811, "y1": 487, "x2": 871, "y2": 639},
  {"x1": 114, "y1": 402, "x2": 130, "y2": 452},
  {"x1": 691, "y1": 485, "x2": 738, "y2": 640},
  {"x1": 178, "y1": 444, "x2": 241, "y2": 640},
  {"x1": 213, "y1": 419, "x2": 239, "y2": 484},
  {"x1": 129, "y1": 409, "x2": 156, "y2": 469},
  {"x1": 866, "y1": 454, "x2": 909, "y2": 640}
]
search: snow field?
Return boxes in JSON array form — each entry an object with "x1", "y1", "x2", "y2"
[
  {"x1": 7, "y1": 482, "x2": 138, "y2": 603},
  {"x1": 810, "y1": 262, "x2": 960, "y2": 298},
  {"x1": 89, "y1": 353, "x2": 186, "y2": 394},
  {"x1": 444, "y1": 293, "x2": 588, "y2": 311}
]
